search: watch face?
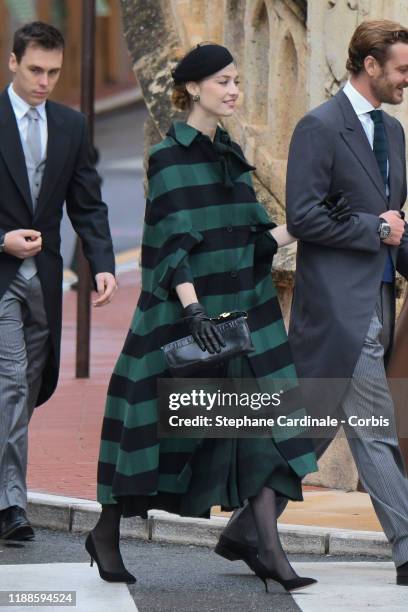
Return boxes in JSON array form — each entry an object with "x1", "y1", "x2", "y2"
[{"x1": 380, "y1": 223, "x2": 391, "y2": 240}]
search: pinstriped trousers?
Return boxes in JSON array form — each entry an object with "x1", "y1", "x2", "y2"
[
  {"x1": 221, "y1": 283, "x2": 408, "y2": 567},
  {"x1": 340, "y1": 282, "x2": 408, "y2": 566},
  {"x1": 0, "y1": 273, "x2": 50, "y2": 511}
]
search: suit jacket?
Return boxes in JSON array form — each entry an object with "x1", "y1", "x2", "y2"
[
  {"x1": 286, "y1": 89, "x2": 408, "y2": 417},
  {"x1": 0, "y1": 88, "x2": 115, "y2": 406}
]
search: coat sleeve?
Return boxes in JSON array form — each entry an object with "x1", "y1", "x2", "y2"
[
  {"x1": 65, "y1": 114, "x2": 115, "y2": 279},
  {"x1": 170, "y1": 260, "x2": 194, "y2": 289},
  {"x1": 286, "y1": 114, "x2": 381, "y2": 253},
  {"x1": 141, "y1": 150, "x2": 203, "y2": 302}
]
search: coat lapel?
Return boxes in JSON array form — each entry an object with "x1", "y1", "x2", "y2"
[
  {"x1": 336, "y1": 90, "x2": 388, "y2": 205},
  {"x1": 383, "y1": 114, "x2": 402, "y2": 211},
  {"x1": 0, "y1": 89, "x2": 33, "y2": 213},
  {"x1": 34, "y1": 101, "x2": 71, "y2": 220}
]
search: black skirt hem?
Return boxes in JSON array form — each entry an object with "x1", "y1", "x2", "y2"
[{"x1": 114, "y1": 482, "x2": 303, "y2": 519}]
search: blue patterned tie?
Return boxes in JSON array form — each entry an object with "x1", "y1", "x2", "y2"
[{"x1": 369, "y1": 109, "x2": 394, "y2": 283}]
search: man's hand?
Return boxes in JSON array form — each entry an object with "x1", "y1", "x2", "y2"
[
  {"x1": 380, "y1": 210, "x2": 405, "y2": 246},
  {"x1": 93, "y1": 272, "x2": 117, "y2": 307},
  {"x1": 3, "y1": 229, "x2": 42, "y2": 258}
]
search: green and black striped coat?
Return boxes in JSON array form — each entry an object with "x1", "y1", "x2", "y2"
[{"x1": 97, "y1": 122, "x2": 317, "y2": 517}]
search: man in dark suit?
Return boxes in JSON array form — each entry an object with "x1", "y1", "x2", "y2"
[
  {"x1": 215, "y1": 20, "x2": 408, "y2": 585},
  {"x1": 0, "y1": 22, "x2": 116, "y2": 540}
]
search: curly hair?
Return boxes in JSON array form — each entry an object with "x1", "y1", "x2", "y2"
[
  {"x1": 346, "y1": 20, "x2": 408, "y2": 75},
  {"x1": 171, "y1": 83, "x2": 191, "y2": 111}
]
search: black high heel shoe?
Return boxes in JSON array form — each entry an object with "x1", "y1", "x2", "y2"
[
  {"x1": 85, "y1": 532, "x2": 137, "y2": 584},
  {"x1": 254, "y1": 557, "x2": 317, "y2": 593}
]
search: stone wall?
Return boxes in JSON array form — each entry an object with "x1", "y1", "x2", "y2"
[{"x1": 121, "y1": 0, "x2": 408, "y2": 490}]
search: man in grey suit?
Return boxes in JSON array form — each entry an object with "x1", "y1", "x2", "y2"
[
  {"x1": 215, "y1": 19, "x2": 408, "y2": 585},
  {"x1": 0, "y1": 22, "x2": 117, "y2": 541}
]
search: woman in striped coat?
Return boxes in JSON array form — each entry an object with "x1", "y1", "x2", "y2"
[{"x1": 86, "y1": 44, "x2": 322, "y2": 591}]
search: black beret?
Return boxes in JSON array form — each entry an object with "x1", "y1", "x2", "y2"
[{"x1": 172, "y1": 43, "x2": 234, "y2": 84}]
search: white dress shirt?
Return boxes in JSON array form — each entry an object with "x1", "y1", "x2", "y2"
[
  {"x1": 8, "y1": 83, "x2": 47, "y2": 158},
  {"x1": 343, "y1": 80, "x2": 377, "y2": 146},
  {"x1": 342, "y1": 80, "x2": 389, "y2": 191}
]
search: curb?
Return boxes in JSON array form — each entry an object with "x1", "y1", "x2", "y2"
[
  {"x1": 71, "y1": 86, "x2": 144, "y2": 116},
  {"x1": 94, "y1": 87, "x2": 143, "y2": 115},
  {"x1": 27, "y1": 492, "x2": 391, "y2": 559}
]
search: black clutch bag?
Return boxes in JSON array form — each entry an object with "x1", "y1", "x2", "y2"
[{"x1": 161, "y1": 311, "x2": 255, "y2": 376}]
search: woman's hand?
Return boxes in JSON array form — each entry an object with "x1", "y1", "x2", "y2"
[
  {"x1": 270, "y1": 224, "x2": 296, "y2": 247},
  {"x1": 269, "y1": 192, "x2": 352, "y2": 250},
  {"x1": 182, "y1": 302, "x2": 226, "y2": 354},
  {"x1": 175, "y1": 281, "x2": 198, "y2": 308},
  {"x1": 321, "y1": 191, "x2": 352, "y2": 222}
]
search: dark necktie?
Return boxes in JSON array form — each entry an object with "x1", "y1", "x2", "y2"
[
  {"x1": 369, "y1": 109, "x2": 394, "y2": 283},
  {"x1": 369, "y1": 109, "x2": 388, "y2": 189}
]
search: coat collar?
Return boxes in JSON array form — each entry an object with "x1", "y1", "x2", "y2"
[
  {"x1": 168, "y1": 121, "x2": 230, "y2": 148},
  {"x1": 168, "y1": 121, "x2": 200, "y2": 147},
  {"x1": 168, "y1": 121, "x2": 254, "y2": 187}
]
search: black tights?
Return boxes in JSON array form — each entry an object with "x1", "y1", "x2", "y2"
[
  {"x1": 250, "y1": 487, "x2": 298, "y2": 580},
  {"x1": 91, "y1": 503, "x2": 126, "y2": 573},
  {"x1": 92, "y1": 489, "x2": 296, "y2": 579}
]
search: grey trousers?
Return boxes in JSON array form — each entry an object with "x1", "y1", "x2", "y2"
[
  {"x1": 222, "y1": 283, "x2": 408, "y2": 567},
  {"x1": 0, "y1": 273, "x2": 50, "y2": 511}
]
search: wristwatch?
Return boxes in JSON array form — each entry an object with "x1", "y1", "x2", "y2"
[
  {"x1": 0, "y1": 232, "x2": 5, "y2": 253},
  {"x1": 378, "y1": 219, "x2": 391, "y2": 241}
]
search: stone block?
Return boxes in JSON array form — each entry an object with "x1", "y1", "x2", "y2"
[
  {"x1": 71, "y1": 504, "x2": 101, "y2": 533},
  {"x1": 278, "y1": 523, "x2": 329, "y2": 555},
  {"x1": 329, "y1": 530, "x2": 391, "y2": 558},
  {"x1": 150, "y1": 511, "x2": 227, "y2": 546},
  {"x1": 121, "y1": 516, "x2": 150, "y2": 540},
  {"x1": 27, "y1": 497, "x2": 71, "y2": 532}
]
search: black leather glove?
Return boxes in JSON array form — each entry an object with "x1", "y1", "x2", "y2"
[
  {"x1": 321, "y1": 191, "x2": 352, "y2": 222},
  {"x1": 253, "y1": 229, "x2": 278, "y2": 260},
  {"x1": 182, "y1": 303, "x2": 226, "y2": 354}
]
